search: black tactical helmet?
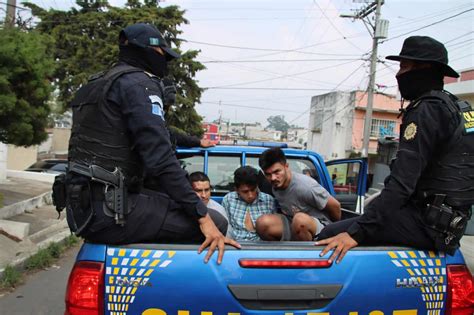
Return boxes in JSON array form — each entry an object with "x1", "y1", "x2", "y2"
[
  {"x1": 386, "y1": 36, "x2": 459, "y2": 78},
  {"x1": 120, "y1": 23, "x2": 180, "y2": 60}
]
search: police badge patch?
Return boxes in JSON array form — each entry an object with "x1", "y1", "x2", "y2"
[{"x1": 404, "y1": 122, "x2": 417, "y2": 140}]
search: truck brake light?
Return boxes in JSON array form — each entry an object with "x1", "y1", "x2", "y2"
[
  {"x1": 65, "y1": 261, "x2": 104, "y2": 315},
  {"x1": 239, "y1": 258, "x2": 332, "y2": 268},
  {"x1": 446, "y1": 265, "x2": 474, "y2": 315}
]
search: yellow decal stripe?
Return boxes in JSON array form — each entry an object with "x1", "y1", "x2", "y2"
[
  {"x1": 150, "y1": 259, "x2": 161, "y2": 267},
  {"x1": 118, "y1": 249, "x2": 126, "y2": 257},
  {"x1": 388, "y1": 251, "x2": 398, "y2": 259},
  {"x1": 142, "y1": 250, "x2": 152, "y2": 258}
]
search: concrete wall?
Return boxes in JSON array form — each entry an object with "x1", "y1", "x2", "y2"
[
  {"x1": 7, "y1": 145, "x2": 38, "y2": 171},
  {"x1": 308, "y1": 91, "x2": 353, "y2": 160},
  {"x1": 0, "y1": 143, "x2": 7, "y2": 181},
  {"x1": 52, "y1": 128, "x2": 70, "y2": 155}
]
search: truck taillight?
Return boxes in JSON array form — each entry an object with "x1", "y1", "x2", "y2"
[
  {"x1": 239, "y1": 258, "x2": 332, "y2": 268},
  {"x1": 65, "y1": 261, "x2": 104, "y2": 315},
  {"x1": 446, "y1": 265, "x2": 474, "y2": 315}
]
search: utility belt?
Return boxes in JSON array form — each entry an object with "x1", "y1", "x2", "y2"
[
  {"x1": 52, "y1": 162, "x2": 130, "y2": 236},
  {"x1": 421, "y1": 194, "x2": 471, "y2": 250}
]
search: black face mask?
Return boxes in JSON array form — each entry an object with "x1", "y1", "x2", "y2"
[
  {"x1": 119, "y1": 45, "x2": 168, "y2": 77},
  {"x1": 396, "y1": 67, "x2": 443, "y2": 101}
]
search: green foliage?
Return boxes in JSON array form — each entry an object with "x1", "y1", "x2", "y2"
[
  {"x1": 63, "y1": 234, "x2": 80, "y2": 248},
  {"x1": 0, "y1": 28, "x2": 55, "y2": 146},
  {"x1": 267, "y1": 115, "x2": 290, "y2": 133},
  {"x1": 24, "y1": 248, "x2": 53, "y2": 270},
  {"x1": 0, "y1": 265, "x2": 22, "y2": 288},
  {"x1": 47, "y1": 242, "x2": 63, "y2": 259},
  {"x1": 25, "y1": 0, "x2": 206, "y2": 136},
  {"x1": 0, "y1": 193, "x2": 3, "y2": 208}
]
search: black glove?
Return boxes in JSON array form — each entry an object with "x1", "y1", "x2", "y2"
[{"x1": 162, "y1": 77, "x2": 177, "y2": 110}]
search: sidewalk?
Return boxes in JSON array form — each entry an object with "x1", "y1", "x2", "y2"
[{"x1": 0, "y1": 176, "x2": 70, "y2": 274}]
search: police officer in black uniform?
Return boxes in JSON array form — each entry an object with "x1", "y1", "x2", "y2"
[
  {"x1": 62, "y1": 23, "x2": 240, "y2": 264},
  {"x1": 316, "y1": 36, "x2": 474, "y2": 263}
]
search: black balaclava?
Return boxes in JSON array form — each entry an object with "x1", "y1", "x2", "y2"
[
  {"x1": 119, "y1": 44, "x2": 168, "y2": 77},
  {"x1": 396, "y1": 66, "x2": 444, "y2": 101}
]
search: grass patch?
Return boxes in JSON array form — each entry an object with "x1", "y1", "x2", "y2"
[
  {"x1": 0, "y1": 265, "x2": 22, "y2": 288},
  {"x1": 0, "y1": 192, "x2": 3, "y2": 208},
  {"x1": 0, "y1": 235, "x2": 80, "y2": 290}
]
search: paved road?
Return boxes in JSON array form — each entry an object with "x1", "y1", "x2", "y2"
[{"x1": 0, "y1": 244, "x2": 81, "y2": 315}]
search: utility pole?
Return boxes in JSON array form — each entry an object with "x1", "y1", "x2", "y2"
[
  {"x1": 5, "y1": 0, "x2": 16, "y2": 27},
  {"x1": 341, "y1": 0, "x2": 388, "y2": 157}
]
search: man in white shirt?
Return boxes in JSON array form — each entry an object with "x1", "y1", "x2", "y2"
[{"x1": 189, "y1": 172, "x2": 232, "y2": 238}]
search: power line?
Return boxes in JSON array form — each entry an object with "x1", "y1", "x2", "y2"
[
  {"x1": 200, "y1": 101, "x2": 305, "y2": 114},
  {"x1": 205, "y1": 59, "x2": 363, "y2": 89},
  {"x1": 203, "y1": 87, "x2": 336, "y2": 91},
  {"x1": 381, "y1": 8, "x2": 474, "y2": 43},
  {"x1": 444, "y1": 31, "x2": 474, "y2": 44},
  {"x1": 200, "y1": 58, "x2": 362, "y2": 63},
  {"x1": 387, "y1": 3, "x2": 473, "y2": 31},
  {"x1": 184, "y1": 39, "x2": 364, "y2": 56},
  {"x1": 312, "y1": 0, "x2": 365, "y2": 53},
  {"x1": 191, "y1": 16, "x2": 341, "y2": 21}
]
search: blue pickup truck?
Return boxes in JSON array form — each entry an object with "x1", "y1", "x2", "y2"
[{"x1": 64, "y1": 145, "x2": 474, "y2": 315}]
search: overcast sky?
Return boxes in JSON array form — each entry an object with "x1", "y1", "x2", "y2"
[{"x1": 6, "y1": 0, "x2": 474, "y2": 128}]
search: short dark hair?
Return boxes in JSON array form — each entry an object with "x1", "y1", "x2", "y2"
[
  {"x1": 189, "y1": 171, "x2": 210, "y2": 184},
  {"x1": 259, "y1": 148, "x2": 287, "y2": 171},
  {"x1": 234, "y1": 166, "x2": 258, "y2": 189}
]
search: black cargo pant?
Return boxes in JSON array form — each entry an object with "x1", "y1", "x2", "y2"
[
  {"x1": 76, "y1": 187, "x2": 228, "y2": 245},
  {"x1": 317, "y1": 203, "x2": 437, "y2": 250}
]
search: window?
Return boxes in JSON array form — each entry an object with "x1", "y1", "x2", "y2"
[
  {"x1": 207, "y1": 155, "x2": 241, "y2": 196},
  {"x1": 178, "y1": 154, "x2": 204, "y2": 175},
  {"x1": 370, "y1": 119, "x2": 396, "y2": 138},
  {"x1": 327, "y1": 163, "x2": 360, "y2": 196}
]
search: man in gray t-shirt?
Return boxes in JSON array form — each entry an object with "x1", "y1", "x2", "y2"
[{"x1": 256, "y1": 148, "x2": 341, "y2": 241}]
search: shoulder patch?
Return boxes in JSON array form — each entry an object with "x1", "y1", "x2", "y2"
[
  {"x1": 463, "y1": 110, "x2": 474, "y2": 134},
  {"x1": 403, "y1": 122, "x2": 417, "y2": 141}
]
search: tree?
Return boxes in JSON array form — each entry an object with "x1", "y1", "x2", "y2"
[
  {"x1": 266, "y1": 115, "x2": 290, "y2": 133},
  {"x1": 24, "y1": 0, "x2": 206, "y2": 136},
  {"x1": 0, "y1": 28, "x2": 54, "y2": 146}
]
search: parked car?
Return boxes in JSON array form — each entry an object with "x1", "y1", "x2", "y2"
[
  {"x1": 25, "y1": 159, "x2": 67, "y2": 174},
  {"x1": 64, "y1": 144, "x2": 473, "y2": 315}
]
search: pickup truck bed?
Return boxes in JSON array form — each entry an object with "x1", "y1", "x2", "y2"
[{"x1": 65, "y1": 241, "x2": 472, "y2": 315}]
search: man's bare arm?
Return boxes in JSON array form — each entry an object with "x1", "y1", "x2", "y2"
[{"x1": 324, "y1": 195, "x2": 341, "y2": 221}]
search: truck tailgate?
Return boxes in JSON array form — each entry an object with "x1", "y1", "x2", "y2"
[{"x1": 100, "y1": 243, "x2": 449, "y2": 315}]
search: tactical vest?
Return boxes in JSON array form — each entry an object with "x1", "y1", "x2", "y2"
[
  {"x1": 68, "y1": 64, "x2": 149, "y2": 190},
  {"x1": 414, "y1": 90, "x2": 474, "y2": 207}
]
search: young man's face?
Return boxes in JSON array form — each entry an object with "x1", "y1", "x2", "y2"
[
  {"x1": 191, "y1": 180, "x2": 211, "y2": 205},
  {"x1": 264, "y1": 162, "x2": 290, "y2": 190},
  {"x1": 236, "y1": 184, "x2": 259, "y2": 204}
]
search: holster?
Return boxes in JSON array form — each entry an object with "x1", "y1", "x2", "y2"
[
  {"x1": 52, "y1": 174, "x2": 67, "y2": 215},
  {"x1": 423, "y1": 194, "x2": 471, "y2": 254},
  {"x1": 65, "y1": 178, "x2": 94, "y2": 236}
]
